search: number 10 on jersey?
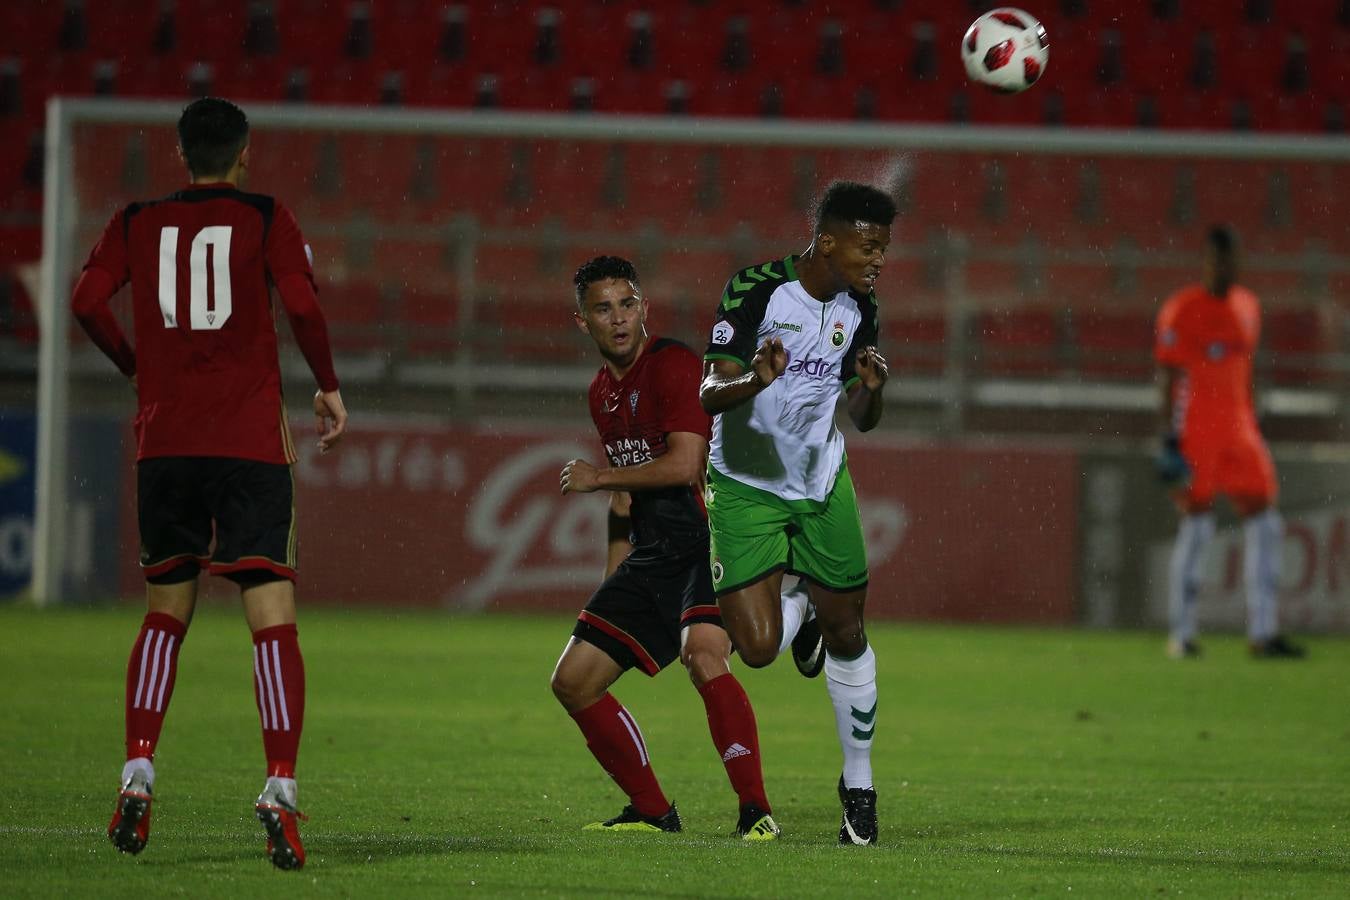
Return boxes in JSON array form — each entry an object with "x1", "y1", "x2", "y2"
[{"x1": 158, "y1": 225, "x2": 233, "y2": 330}]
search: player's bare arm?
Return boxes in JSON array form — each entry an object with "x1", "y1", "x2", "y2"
[
  {"x1": 560, "y1": 431, "x2": 707, "y2": 494},
  {"x1": 698, "y1": 338, "x2": 788, "y2": 414},
  {"x1": 313, "y1": 389, "x2": 348, "y2": 453},
  {"x1": 604, "y1": 490, "x2": 633, "y2": 578},
  {"x1": 846, "y1": 346, "x2": 888, "y2": 432}
]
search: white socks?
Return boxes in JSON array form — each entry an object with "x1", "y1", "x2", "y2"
[
  {"x1": 1168, "y1": 512, "x2": 1215, "y2": 644},
  {"x1": 1169, "y1": 509, "x2": 1284, "y2": 643},
  {"x1": 783, "y1": 577, "x2": 876, "y2": 789},
  {"x1": 778, "y1": 577, "x2": 810, "y2": 655},
  {"x1": 825, "y1": 645, "x2": 877, "y2": 790},
  {"x1": 1243, "y1": 509, "x2": 1283, "y2": 642}
]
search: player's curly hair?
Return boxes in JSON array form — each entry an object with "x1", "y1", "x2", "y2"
[
  {"x1": 573, "y1": 255, "x2": 641, "y2": 309},
  {"x1": 815, "y1": 181, "x2": 898, "y2": 232},
  {"x1": 178, "y1": 97, "x2": 249, "y2": 178}
]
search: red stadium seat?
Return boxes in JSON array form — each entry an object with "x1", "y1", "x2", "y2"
[
  {"x1": 973, "y1": 307, "x2": 1062, "y2": 376},
  {"x1": 1071, "y1": 309, "x2": 1156, "y2": 380},
  {"x1": 1262, "y1": 306, "x2": 1334, "y2": 384},
  {"x1": 321, "y1": 280, "x2": 388, "y2": 353},
  {"x1": 400, "y1": 283, "x2": 461, "y2": 358},
  {"x1": 889, "y1": 312, "x2": 947, "y2": 375}
]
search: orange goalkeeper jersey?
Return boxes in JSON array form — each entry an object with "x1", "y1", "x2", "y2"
[{"x1": 1154, "y1": 283, "x2": 1262, "y2": 443}]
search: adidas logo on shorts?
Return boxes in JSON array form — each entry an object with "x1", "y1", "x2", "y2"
[{"x1": 722, "y1": 742, "x2": 751, "y2": 762}]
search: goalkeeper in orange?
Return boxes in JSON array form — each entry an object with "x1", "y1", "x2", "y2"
[{"x1": 1154, "y1": 226, "x2": 1304, "y2": 660}]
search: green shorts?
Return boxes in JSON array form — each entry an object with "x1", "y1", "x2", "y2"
[{"x1": 706, "y1": 463, "x2": 868, "y2": 595}]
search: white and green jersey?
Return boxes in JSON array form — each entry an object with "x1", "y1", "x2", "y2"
[{"x1": 703, "y1": 255, "x2": 879, "y2": 504}]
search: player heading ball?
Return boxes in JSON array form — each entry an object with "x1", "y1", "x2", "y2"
[{"x1": 700, "y1": 181, "x2": 896, "y2": 845}]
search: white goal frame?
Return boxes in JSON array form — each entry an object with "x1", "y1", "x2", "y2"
[{"x1": 34, "y1": 96, "x2": 1350, "y2": 605}]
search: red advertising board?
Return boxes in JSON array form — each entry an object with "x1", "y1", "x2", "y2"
[{"x1": 121, "y1": 419, "x2": 1080, "y2": 623}]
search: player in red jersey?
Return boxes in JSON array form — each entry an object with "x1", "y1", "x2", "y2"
[
  {"x1": 552, "y1": 256, "x2": 779, "y2": 840},
  {"x1": 72, "y1": 98, "x2": 348, "y2": 869},
  {"x1": 1154, "y1": 226, "x2": 1303, "y2": 660}
]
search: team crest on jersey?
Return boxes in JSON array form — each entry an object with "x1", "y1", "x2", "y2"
[
  {"x1": 1207, "y1": 341, "x2": 1226, "y2": 360},
  {"x1": 711, "y1": 558, "x2": 724, "y2": 584},
  {"x1": 629, "y1": 390, "x2": 640, "y2": 415},
  {"x1": 830, "y1": 321, "x2": 847, "y2": 348}
]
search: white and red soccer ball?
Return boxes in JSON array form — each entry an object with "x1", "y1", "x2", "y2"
[{"x1": 961, "y1": 7, "x2": 1050, "y2": 94}]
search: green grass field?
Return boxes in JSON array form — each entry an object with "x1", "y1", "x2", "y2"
[{"x1": 1, "y1": 603, "x2": 1347, "y2": 898}]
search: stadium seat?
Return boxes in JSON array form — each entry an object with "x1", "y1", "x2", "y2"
[
  {"x1": 1262, "y1": 306, "x2": 1334, "y2": 384},
  {"x1": 399, "y1": 283, "x2": 461, "y2": 358},
  {"x1": 972, "y1": 307, "x2": 1063, "y2": 376},
  {"x1": 889, "y1": 312, "x2": 948, "y2": 375},
  {"x1": 321, "y1": 280, "x2": 389, "y2": 353},
  {"x1": 1070, "y1": 309, "x2": 1156, "y2": 380}
]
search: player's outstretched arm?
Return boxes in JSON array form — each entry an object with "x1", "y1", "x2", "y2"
[
  {"x1": 699, "y1": 338, "x2": 787, "y2": 414},
  {"x1": 846, "y1": 346, "x2": 888, "y2": 432},
  {"x1": 313, "y1": 389, "x2": 347, "y2": 454},
  {"x1": 560, "y1": 432, "x2": 707, "y2": 495}
]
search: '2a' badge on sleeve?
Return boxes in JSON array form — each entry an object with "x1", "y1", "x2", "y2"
[{"x1": 711, "y1": 320, "x2": 734, "y2": 345}]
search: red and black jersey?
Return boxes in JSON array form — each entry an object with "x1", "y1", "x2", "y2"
[
  {"x1": 81, "y1": 183, "x2": 322, "y2": 464},
  {"x1": 587, "y1": 336, "x2": 712, "y2": 558}
]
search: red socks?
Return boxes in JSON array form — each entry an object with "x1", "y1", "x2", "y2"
[
  {"x1": 122, "y1": 614, "x2": 305, "y2": 780},
  {"x1": 699, "y1": 673, "x2": 770, "y2": 812},
  {"x1": 569, "y1": 693, "x2": 670, "y2": 818},
  {"x1": 124, "y1": 612, "x2": 188, "y2": 760},
  {"x1": 251, "y1": 624, "x2": 305, "y2": 779}
]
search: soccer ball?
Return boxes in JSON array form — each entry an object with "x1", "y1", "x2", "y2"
[{"x1": 961, "y1": 8, "x2": 1049, "y2": 94}]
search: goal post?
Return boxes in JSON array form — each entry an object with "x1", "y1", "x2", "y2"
[{"x1": 32, "y1": 97, "x2": 1350, "y2": 605}]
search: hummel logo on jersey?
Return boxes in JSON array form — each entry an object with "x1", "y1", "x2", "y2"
[
  {"x1": 772, "y1": 320, "x2": 803, "y2": 333},
  {"x1": 786, "y1": 353, "x2": 836, "y2": 379},
  {"x1": 722, "y1": 742, "x2": 751, "y2": 762}
]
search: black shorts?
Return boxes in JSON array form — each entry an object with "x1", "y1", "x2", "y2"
[
  {"x1": 138, "y1": 456, "x2": 297, "y2": 584},
  {"x1": 573, "y1": 546, "x2": 722, "y2": 677}
]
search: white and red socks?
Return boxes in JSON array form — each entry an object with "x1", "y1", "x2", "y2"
[
  {"x1": 124, "y1": 612, "x2": 187, "y2": 763},
  {"x1": 825, "y1": 644, "x2": 878, "y2": 790},
  {"x1": 251, "y1": 623, "x2": 306, "y2": 779},
  {"x1": 569, "y1": 692, "x2": 671, "y2": 818},
  {"x1": 698, "y1": 673, "x2": 770, "y2": 813}
]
